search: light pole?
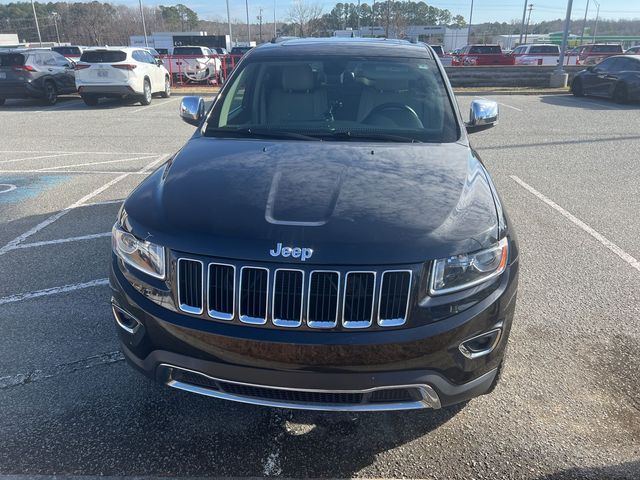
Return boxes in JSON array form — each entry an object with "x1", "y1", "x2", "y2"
[
  {"x1": 30, "y1": 0, "x2": 42, "y2": 46},
  {"x1": 226, "y1": 0, "x2": 233, "y2": 48},
  {"x1": 524, "y1": 3, "x2": 533, "y2": 44},
  {"x1": 591, "y1": 0, "x2": 600, "y2": 43},
  {"x1": 273, "y1": 0, "x2": 277, "y2": 38},
  {"x1": 554, "y1": 0, "x2": 574, "y2": 77},
  {"x1": 138, "y1": 0, "x2": 148, "y2": 47},
  {"x1": 52, "y1": 11, "x2": 60, "y2": 44},
  {"x1": 579, "y1": 0, "x2": 589, "y2": 46},
  {"x1": 258, "y1": 8, "x2": 263, "y2": 43},
  {"x1": 246, "y1": 0, "x2": 251, "y2": 43},
  {"x1": 518, "y1": 0, "x2": 527, "y2": 44},
  {"x1": 467, "y1": 0, "x2": 474, "y2": 44}
]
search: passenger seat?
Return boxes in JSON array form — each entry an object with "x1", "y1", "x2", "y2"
[{"x1": 267, "y1": 65, "x2": 328, "y2": 124}]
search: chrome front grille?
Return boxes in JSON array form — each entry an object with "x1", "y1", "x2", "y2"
[{"x1": 175, "y1": 257, "x2": 414, "y2": 330}]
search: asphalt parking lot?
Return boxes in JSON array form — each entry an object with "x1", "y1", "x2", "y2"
[{"x1": 0, "y1": 93, "x2": 638, "y2": 479}]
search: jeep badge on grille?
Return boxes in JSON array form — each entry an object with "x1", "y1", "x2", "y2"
[{"x1": 269, "y1": 242, "x2": 313, "y2": 261}]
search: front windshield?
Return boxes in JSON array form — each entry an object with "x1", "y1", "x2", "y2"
[{"x1": 205, "y1": 55, "x2": 459, "y2": 143}]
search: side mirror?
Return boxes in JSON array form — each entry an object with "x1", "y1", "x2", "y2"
[
  {"x1": 180, "y1": 96, "x2": 206, "y2": 126},
  {"x1": 466, "y1": 99, "x2": 499, "y2": 134},
  {"x1": 156, "y1": 59, "x2": 164, "y2": 66},
  {"x1": 586, "y1": 65, "x2": 595, "y2": 72}
]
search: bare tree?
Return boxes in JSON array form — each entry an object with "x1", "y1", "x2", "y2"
[{"x1": 287, "y1": 0, "x2": 323, "y2": 37}]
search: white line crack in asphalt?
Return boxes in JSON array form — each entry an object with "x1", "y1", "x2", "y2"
[{"x1": 0, "y1": 351, "x2": 125, "y2": 389}]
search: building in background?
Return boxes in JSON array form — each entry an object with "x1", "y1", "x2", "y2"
[
  {"x1": 333, "y1": 26, "x2": 469, "y2": 52},
  {"x1": 130, "y1": 32, "x2": 231, "y2": 51},
  {"x1": 0, "y1": 33, "x2": 20, "y2": 47}
]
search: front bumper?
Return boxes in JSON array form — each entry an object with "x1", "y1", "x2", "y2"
[{"x1": 110, "y1": 255, "x2": 518, "y2": 411}]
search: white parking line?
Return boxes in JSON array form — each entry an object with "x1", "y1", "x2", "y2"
[
  {"x1": 12, "y1": 232, "x2": 111, "y2": 250},
  {"x1": 0, "y1": 150, "x2": 159, "y2": 155},
  {"x1": 477, "y1": 96, "x2": 523, "y2": 112},
  {"x1": 0, "y1": 153, "x2": 75, "y2": 165},
  {"x1": 511, "y1": 175, "x2": 640, "y2": 273},
  {"x1": 0, "y1": 154, "x2": 168, "y2": 255},
  {"x1": 0, "y1": 278, "x2": 109, "y2": 306},
  {"x1": 128, "y1": 96, "x2": 180, "y2": 114},
  {"x1": 37, "y1": 155, "x2": 157, "y2": 171},
  {"x1": 0, "y1": 169, "x2": 150, "y2": 175}
]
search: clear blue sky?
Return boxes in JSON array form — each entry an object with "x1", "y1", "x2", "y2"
[{"x1": 3, "y1": 0, "x2": 640, "y2": 25}]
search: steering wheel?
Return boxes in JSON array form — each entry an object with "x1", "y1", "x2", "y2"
[{"x1": 362, "y1": 103, "x2": 424, "y2": 129}]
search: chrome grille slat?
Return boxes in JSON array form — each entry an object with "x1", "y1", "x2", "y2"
[
  {"x1": 239, "y1": 266, "x2": 269, "y2": 324},
  {"x1": 272, "y1": 269, "x2": 304, "y2": 327},
  {"x1": 307, "y1": 271, "x2": 340, "y2": 328},
  {"x1": 177, "y1": 258, "x2": 204, "y2": 315},
  {"x1": 207, "y1": 263, "x2": 235, "y2": 320},
  {"x1": 342, "y1": 271, "x2": 376, "y2": 329},
  {"x1": 378, "y1": 270, "x2": 412, "y2": 327}
]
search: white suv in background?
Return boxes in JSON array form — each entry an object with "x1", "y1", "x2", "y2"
[
  {"x1": 512, "y1": 44, "x2": 560, "y2": 65},
  {"x1": 75, "y1": 47, "x2": 170, "y2": 106},
  {"x1": 168, "y1": 46, "x2": 223, "y2": 83}
]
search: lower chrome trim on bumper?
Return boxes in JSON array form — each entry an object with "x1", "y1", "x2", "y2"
[{"x1": 161, "y1": 364, "x2": 442, "y2": 411}]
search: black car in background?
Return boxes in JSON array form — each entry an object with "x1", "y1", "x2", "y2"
[
  {"x1": 110, "y1": 38, "x2": 518, "y2": 412},
  {"x1": 0, "y1": 49, "x2": 76, "y2": 105},
  {"x1": 572, "y1": 55, "x2": 640, "y2": 103}
]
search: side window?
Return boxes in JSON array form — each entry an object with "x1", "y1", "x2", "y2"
[
  {"x1": 596, "y1": 58, "x2": 617, "y2": 71},
  {"x1": 132, "y1": 50, "x2": 145, "y2": 63},
  {"x1": 52, "y1": 52, "x2": 70, "y2": 67},
  {"x1": 143, "y1": 52, "x2": 155, "y2": 64}
]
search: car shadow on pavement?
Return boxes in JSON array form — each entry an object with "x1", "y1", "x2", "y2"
[
  {"x1": 0, "y1": 96, "x2": 80, "y2": 111},
  {"x1": 533, "y1": 460, "x2": 640, "y2": 480},
  {"x1": 541, "y1": 94, "x2": 640, "y2": 110}
]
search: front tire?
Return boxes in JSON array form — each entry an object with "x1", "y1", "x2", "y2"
[
  {"x1": 42, "y1": 81, "x2": 58, "y2": 105},
  {"x1": 160, "y1": 76, "x2": 171, "y2": 98},
  {"x1": 571, "y1": 78, "x2": 584, "y2": 97},
  {"x1": 139, "y1": 79, "x2": 152, "y2": 105},
  {"x1": 613, "y1": 84, "x2": 628, "y2": 104}
]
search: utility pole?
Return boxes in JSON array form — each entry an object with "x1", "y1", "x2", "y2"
[
  {"x1": 524, "y1": 4, "x2": 533, "y2": 44},
  {"x1": 591, "y1": 0, "x2": 600, "y2": 42},
  {"x1": 357, "y1": 0, "x2": 361, "y2": 36},
  {"x1": 246, "y1": 0, "x2": 251, "y2": 43},
  {"x1": 52, "y1": 11, "x2": 60, "y2": 44},
  {"x1": 138, "y1": 0, "x2": 148, "y2": 47},
  {"x1": 553, "y1": 0, "x2": 574, "y2": 80},
  {"x1": 258, "y1": 8, "x2": 263, "y2": 43},
  {"x1": 371, "y1": 0, "x2": 375, "y2": 37},
  {"x1": 385, "y1": 0, "x2": 390, "y2": 38},
  {"x1": 273, "y1": 0, "x2": 277, "y2": 38},
  {"x1": 518, "y1": 0, "x2": 528, "y2": 44},
  {"x1": 467, "y1": 0, "x2": 474, "y2": 44},
  {"x1": 579, "y1": 0, "x2": 589, "y2": 45},
  {"x1": 30, "y1": 0, "x2": 42, "y2": 46},
  {"x1": 226, "y1": 0, "x2": 233, "y2": 48}
]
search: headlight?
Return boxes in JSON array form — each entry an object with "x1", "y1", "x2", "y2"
[
  {"x1": 112, "y1": 224, "x2": 166, "y2": 279},
  {"x1": 429, "y1": 238, "x2": 508, "y2": 295}
]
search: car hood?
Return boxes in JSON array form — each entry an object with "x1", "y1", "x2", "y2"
[{"x1": 124, "y1": 137, "x2": 499, "y2": 265}]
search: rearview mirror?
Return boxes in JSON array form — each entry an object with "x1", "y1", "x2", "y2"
[
  {"x1": 179, "y1": 96, "x2": 206, "y2": 126},
  {"x1": 466, "y1": 99, "x2": 499, "y2": 134}
]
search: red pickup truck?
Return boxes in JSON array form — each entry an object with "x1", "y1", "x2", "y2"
[{"x1": 452, "y1": 45, "x2": 515, "y2": 66}]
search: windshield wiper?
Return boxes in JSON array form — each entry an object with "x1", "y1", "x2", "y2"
[
  {"x1": 324, "y1": 131, "x2": 423, "y2": 143},
  {"x1": 206, "y1": 127, "x2": 321, "y2": 141}
]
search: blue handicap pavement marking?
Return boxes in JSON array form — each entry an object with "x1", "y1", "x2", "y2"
[{"x1": 0, "y1": 175, "x2": 71, "y2": 204}]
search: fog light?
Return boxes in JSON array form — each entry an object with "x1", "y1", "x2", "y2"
[
  {"x1": 459, "y1": 328, "x2": 501, "y2": 359},
  {"x1": 111, "y1": 303, "x2": 141, "y2": 334}
]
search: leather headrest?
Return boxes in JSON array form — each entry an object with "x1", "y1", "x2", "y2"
[{"x1": 282, "y1": 65, "x2": 314, "y2": 91}]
